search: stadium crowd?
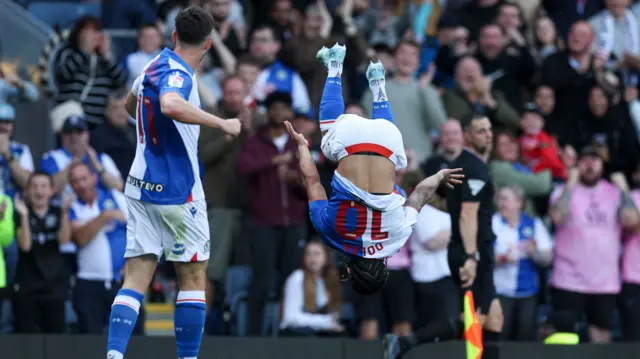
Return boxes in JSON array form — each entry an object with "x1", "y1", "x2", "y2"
[{"x1": 1, "y1": 0, "x2": 640, "y2": 345}]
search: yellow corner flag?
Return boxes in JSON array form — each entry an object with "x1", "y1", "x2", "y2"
[{"x1": 464, "y1": 291, "x2": 483, "y2": 359}]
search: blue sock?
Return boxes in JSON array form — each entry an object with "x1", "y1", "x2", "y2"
[
  {"x1": 370, "y1": 80, "x2": 394, "y2": 123},
  {"x1": 106, "y1": 289, "x2": 144, "y2": 359},
  {"x1": 319, "y1": 76, "x2": 345, "y2": 131},
  {"x1": 175, "y1": 291, "x2": 206, "y2": 359}
]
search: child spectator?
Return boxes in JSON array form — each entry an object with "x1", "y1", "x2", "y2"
[{"x1": 519, "y1": 102, "x2": 567, "y2": 181}]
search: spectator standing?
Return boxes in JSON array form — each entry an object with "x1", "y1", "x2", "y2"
[
  {"x1": 490, "y1": 131, "x2": 553, "y2": 215},
  {"x1": 493, "y1": 186, "x2": 552, "y2": 341},
  {"x1": 421, "y1": 119, "x2": 464, "y2": 177},
  {"x1": 41, "y1": 115, "x2": 123, "y2": 197},
  {"x1": 548, "y1": 148, "x2": 640, "y2": 343},
  {"x1": 124, "y1": 24, "x2": 162, "y2": 89},
  {"x1": 12, "y1": 172, "x2": 70, "y2": 334},
  {"x1": 531, "y1": 17, "x2": 564, "y2": 65},
  {"x1": 67, "y1": 163, "x2": 143, "y2": 334},
  {"x1": 249, "y1": 24, "x2": 313, "y2": 117},
  {"x1": 55, "y1": 16, "x2": 127, "y2": 126},
  {"x1": 90, "y1": 90, "x2": 137, "y2": 177},
  {"x1": 539, "y1": 21, "x2": 600, "y2": 149},
  {"x1": 265, "y1": 0, "x2": 299, "y2": 42},
  {"x1": 519, "y1": 103, "x2": 567, "y2": 181},
  {"x1": 0, "y1": 103, "x2": 34, "y2": 198},
  {"x1": 204, "y1": 0, "x2": 245, "y2": 62},
  {"x1": 0, "y1": 195, "x2": 14, "y2": 324},
  {"x1": 410, "y1": 204, "x2": 459, "y2": 327},
  {"x1": 620, "y1": 164, "x2": 640, "y2": 341},
  {"x1": 580, "y1": 85, "x2": 640, "y2": 177},
  {"x1": 441, "y1": 57, "x2": 520, "y2": 132},
  {"x1": 279, "y1": 240, "x2": 344, "y2": 336},
  {"x1": 475, "y1": 23, "x2": 536, "y2": 112},
  {"x1": 238, "y1": 92, "x2": 307, "y2": 335},
  {"x1": 199, "y1": 75, "x2": 263, "y2": 315},
  {"x1": 361, "y1": 40, "x2": 447, "y2": 162},
  {"x1": 534, "y1": 85, "x2": 557, "y2": 130},
  {"x1": 0, "y1": 103, "x2": 35, "y2": 299},
  {"x1": 589, "y1": 0, "x2": 640, "y2": 72},
  {"x1": 281, "y1": 1, "x2": 368, "y2": 111}
]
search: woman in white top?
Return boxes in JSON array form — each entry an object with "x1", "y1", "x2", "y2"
[
  {"x1": 279, "y1": 240, "x2": 344, "y2": 336},
  {"x1": 493, "y1": 186, "x2": 553, "y2": 341}
]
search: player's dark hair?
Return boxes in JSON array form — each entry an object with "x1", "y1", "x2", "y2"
[
  {"x1": 346, "y1": 257, "x2": 389, "y2": 295},
  {"x1": 460, "y1": 113, "x2": 487, "y2": 131},
  {"x1": 27, "y1": 170, "x2": 53, "y2": 188},
  {"x1": 175, "y1": 5, "x2": 215, "y2": 46}
]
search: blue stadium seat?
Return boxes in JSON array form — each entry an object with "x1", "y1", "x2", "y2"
[{"x1": 28, "y1": 1, "x2": 101, "y2": 28}]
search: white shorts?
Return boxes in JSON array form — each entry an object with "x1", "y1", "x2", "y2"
[{"x1": 124, "y1": 197, "x2": 210, "y2": 262}]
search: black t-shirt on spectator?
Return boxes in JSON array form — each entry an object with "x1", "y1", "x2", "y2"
[
  {"x1": 14, "y1": 206, "x2": 66, "y2": 299},
  {"x1": 447, "y1": 149, "x2": 496, "y2": 246}
]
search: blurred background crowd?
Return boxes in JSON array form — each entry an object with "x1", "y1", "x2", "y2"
[{"x1": 1, "y1": 0, "x2": 640, "y2": 345}]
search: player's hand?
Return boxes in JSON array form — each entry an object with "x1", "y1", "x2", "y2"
[
  {"x1": 221, "y1": 118, "x2": 242, "y2": 137},
  {"x1": 436, "y1": 168, "x2": 464, "y2": 189},
  {"x1": 459, "y1": 258, "x2": 477, "y2": 288},
  {"x1": 284, "y1": 121, "x2": 308, "y2": 147},
  {"x1": 330, "y1": 319, "x2": 345, "y2": 332},
  {"x1": 103, "y1": 209, "x2": 125, "y2": 223}
]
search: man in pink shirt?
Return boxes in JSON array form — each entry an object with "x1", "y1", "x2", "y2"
[
  {"x1": 620, "y1": 164, "x2": 640, "y2": 341},
  {"x1": 549, "y1": 146, "x2": 640, "y2": 343}
]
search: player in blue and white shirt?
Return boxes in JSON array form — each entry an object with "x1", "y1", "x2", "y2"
[{"x1": 106, "y1": 6, "x2": 241, "y2": 359}]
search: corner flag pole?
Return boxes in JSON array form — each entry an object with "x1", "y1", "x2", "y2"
[{"x1": 463, "y1": 290, "x2": 483, "y2": 359}]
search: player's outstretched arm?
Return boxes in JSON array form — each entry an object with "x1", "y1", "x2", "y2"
[
  {"x1": 405, "y1": 168, "x2": 464, "y2": 211},
  {"x1": 284, "y1": 121, "x2": 327, "y2": 202},
  {"x1": 160, "y1": 92, "x2": 241, "y2": 136}
]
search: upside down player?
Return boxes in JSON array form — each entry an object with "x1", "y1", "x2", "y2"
[
  {"x1": 383, "y1": 114, "x2": 503, "y2": 359},
  {"x1": 285, "y1": 43, "x2": 464, "y2": 295},
  {"x1": 105, "y1": 6, "x2": 241, "y2": 359}
]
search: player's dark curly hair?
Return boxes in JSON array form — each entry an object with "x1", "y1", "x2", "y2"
[{"x1": 340, "y1": 256, "x2": 389, "y2": 295}]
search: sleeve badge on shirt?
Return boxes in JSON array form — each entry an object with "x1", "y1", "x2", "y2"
[
  {"x1": 103, "y1": 199, "x2": 115, "y2": 210},
  {"x1": 168, "y1": 71, "x2": 184, "y2": 88},
  {"x1": 467, "y1": 179, "x2": 486, "y2": 196}
]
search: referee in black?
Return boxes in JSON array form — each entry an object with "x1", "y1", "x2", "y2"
[{"x1": 384, "y1": 114, "x2": 503, "y2": 359}]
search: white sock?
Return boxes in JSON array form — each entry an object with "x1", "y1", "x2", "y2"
[
  {"x1": 107, "y1": 350, "x2": 123, "y2": 359},
  {"x1": 369, "y1": 79, "x2": 388, "y2": 102},
  {"x1": 328, "y1": 60, "x2": 343, "y2": 78}
]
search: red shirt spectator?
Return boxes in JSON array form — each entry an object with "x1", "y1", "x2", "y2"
[{"x1": 519, "y1": 103, "x2": 567, "y2": 180}]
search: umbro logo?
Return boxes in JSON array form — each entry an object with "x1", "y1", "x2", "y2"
[{"x1": 189, "y1": 207, "x2": 197, "y2": 217}]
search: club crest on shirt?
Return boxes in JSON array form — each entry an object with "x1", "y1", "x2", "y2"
[
  {"x1": 203, "y1": 240, "x2": 210, "y2": 253},
  {"x1": 168, "y1": 71, "x2": 184, "y2": 88},
  {"x1": 468, "y1": 179, "x2": 486, "y2": 196},
  {"x1": 276, "y1": 69, "x2": 288, "y2": 80},
  {"x1": 522, "y1": 226, "x2": 533, "y2": 238},
  {"x1": 45, "y1": 214, "x2": 58, "y2": 228},
  {"x1": 103, "y1": 199, "x2": 115, "y2": 210}
]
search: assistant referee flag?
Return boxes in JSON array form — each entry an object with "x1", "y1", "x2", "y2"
[{"x1": 464, "y1": 290, "x2": 483, "y2": 359}]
